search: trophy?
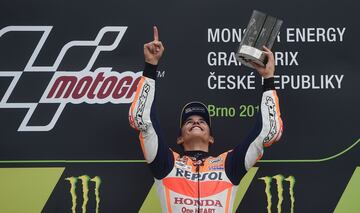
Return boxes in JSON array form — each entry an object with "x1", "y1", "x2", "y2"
[{"x1": 236, "y1": 10, "x2": 283, "y2": 68}]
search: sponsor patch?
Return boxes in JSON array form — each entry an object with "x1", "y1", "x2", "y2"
[
  {"x1": 209, "y1": 157, "x2": 222, "y2": 164},
  {"x1": 175, "y1": 161, "x2": 191, "y2": 170},
  {"x1": 208, "y1": 166, "x2": 224, "y2": 171}
]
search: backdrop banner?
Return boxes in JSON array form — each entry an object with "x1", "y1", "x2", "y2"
[{"x1": 0, "y1": 0, "x2": 359, "y2": 212}]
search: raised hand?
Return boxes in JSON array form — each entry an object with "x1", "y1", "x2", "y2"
[
  {"x1": 144, "y1": 26, "x2": 164, "y2": 65},
  {"x1": 251, "y1": 46, "x2": 275, "y2": 79}
]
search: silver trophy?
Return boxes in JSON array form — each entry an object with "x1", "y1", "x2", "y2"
[{"x1": 236, "y1": 10, "x2": 283, "y2": 68}]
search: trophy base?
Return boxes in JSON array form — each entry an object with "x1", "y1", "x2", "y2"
[{"x1": 236, "y1": 45, "x2": 267, "y2": 68}]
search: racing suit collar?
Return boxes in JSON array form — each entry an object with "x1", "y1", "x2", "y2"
[{"x1": 183, "y1": 150, "x2": 209, "y2": 160}]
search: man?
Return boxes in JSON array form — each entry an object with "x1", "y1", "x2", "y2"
[{"x1": 129, "y1": 26, "x2": 283, "y2": 213}]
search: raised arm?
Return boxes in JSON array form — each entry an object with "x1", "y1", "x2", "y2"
[
  {"x1": 129, "y1": 26, "x2": 173, "y2": 179},
  {"x1": 225, "y1": 47, "x2": 283, "y2": 185}
]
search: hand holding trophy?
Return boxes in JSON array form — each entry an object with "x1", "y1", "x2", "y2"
[{"x1": 236, "y1": 10, "x2": 283, "y2": 70}]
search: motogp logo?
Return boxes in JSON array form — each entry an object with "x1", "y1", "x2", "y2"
[{"x1": 0, "y1": 26, "x2": 141, "y2": 131}]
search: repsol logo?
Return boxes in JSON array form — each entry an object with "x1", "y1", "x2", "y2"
[{"x1": 175, "y1": 168, "x2": 223, "y2": 181}]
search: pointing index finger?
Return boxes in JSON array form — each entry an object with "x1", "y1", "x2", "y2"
[{"x1": 153, "y1": 26, "x2": 159, "y2": 41}]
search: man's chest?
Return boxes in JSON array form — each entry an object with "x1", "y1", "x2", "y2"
[{"x1": 169, "y1": 155, "x2": 228, "y2": 182}]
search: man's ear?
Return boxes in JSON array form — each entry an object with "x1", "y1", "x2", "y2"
[
  {"x1": 177, "y1": 136, "x2": 184, "y2": 145},
  {"x1": 209, "y1": 136, "x2": 214, "y2": 145}
]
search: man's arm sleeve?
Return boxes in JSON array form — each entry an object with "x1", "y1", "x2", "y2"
[
  {"x1": 128, "y1": 62, "x2": 174, "y2": 179},
  {"x1": 225, "y1": 77, "x2": 283, "y2": 185}
]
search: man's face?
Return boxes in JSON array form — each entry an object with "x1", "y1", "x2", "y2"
[{"x1": 178, "y1": 115, "x2": 213, "y2": 147}]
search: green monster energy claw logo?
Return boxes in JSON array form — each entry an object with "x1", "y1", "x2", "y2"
[
  {"x1": 259, "y1": 174, "x2": 296, "y2": 213},
  {"x1": 65, "y1": 175, "x2": 102, "y2": 213}
]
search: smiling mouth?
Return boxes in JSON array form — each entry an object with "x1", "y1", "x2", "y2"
[{"x1": 190, "y1": 126, "x2": 203, "y2": 131}]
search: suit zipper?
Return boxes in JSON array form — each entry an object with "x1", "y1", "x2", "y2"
[{"x1": 196, "y1": 164, "x2": 200, "y2": 213}]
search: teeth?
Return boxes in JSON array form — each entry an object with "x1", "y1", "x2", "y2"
[{"x1": 192, "y1": 127, "x2": 202, "y2": 130}]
